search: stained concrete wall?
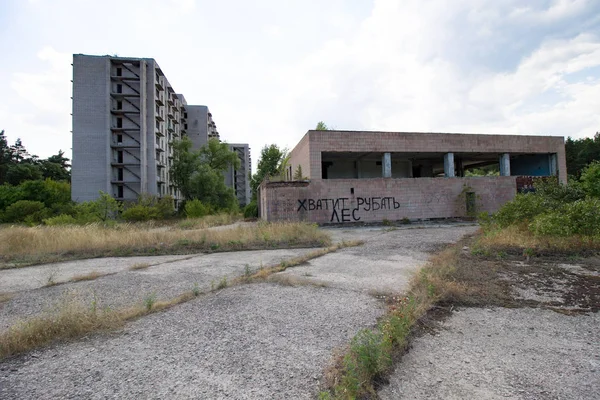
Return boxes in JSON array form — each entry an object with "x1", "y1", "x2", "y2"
[
  {"x1": 290, "y1": 131, "x2": 567, "y2": 184},
  {"x1": 260, "y1": 177, "x2": 517, "y2": 223}
]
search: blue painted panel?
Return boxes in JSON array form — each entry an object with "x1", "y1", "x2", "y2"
[{"x1": 510, "y1": 154, "x2": 550, "y2": 176}]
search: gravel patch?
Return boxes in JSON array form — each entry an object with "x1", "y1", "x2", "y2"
[
  {"x1": 379, "y1": 307, "x2": 600, "y2": 400},
  {"x1": 0, "y1": 248, "x2": 318, "y2": 330},
  {"x1": 0, "y1": 283, "x2": 384, "y2": 399}
]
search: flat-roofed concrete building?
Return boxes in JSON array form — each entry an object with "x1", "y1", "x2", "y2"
[
  {"x1": 259, "y1": 130, "x2": 567, "y2": 223},
  {"x1": 71, "y1": 54, "x2": 250, "y2": 207}
]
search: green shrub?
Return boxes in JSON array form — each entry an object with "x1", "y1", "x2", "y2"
[
  {"x1": 3, "y1": 200, "x2": 47, "y2": 223},
  {"x1": 243, "y1": 200, "x2": 258, "y2": 218},
  {"x1": 493, "y1": 193, "x2": 545, "y2": 227},
  {"x1": 533, "y1": 177, "x2": 585, "y2": 205},
  {"x1": 185, "y1": 199, "x2": 211, "y2": 218},
  {"x1": 121, "y1": 205, "x2": 160, "y2": 222},
  {"x1": 580, "y1": 161, "x2": 600, "y2": 198},
  {"x1": 43, "y1": 214, "x2": 78, "y2": 226},
  {"x1": 529, "y1": 198, "x2": 600, "y2": 237},
  {"x1": 529, "y1": 212, "x2": 572, "y2": 236}
]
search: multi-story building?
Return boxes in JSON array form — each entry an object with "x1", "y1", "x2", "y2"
[
  {"x1": 71, "y1": 54, "x2": 249, "y2": 208},
  {"x1": 224, "y1": 144, "x2": 252, "y2": 207}
]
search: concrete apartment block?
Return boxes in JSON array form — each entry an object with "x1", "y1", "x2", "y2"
[
  {"x1": 224, "y1": 144, "x2": 252, "y2": 207},
  {"x1": 72, "y1": 54, "x2": 250, "y2": 207},
  {"x1": 184, "y1": 105, "x2": 220, "y2": 150},
  {"x1": 262, "y1": 130, "x2": 567, "y2": 223}
]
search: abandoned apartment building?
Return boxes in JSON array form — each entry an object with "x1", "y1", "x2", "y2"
[
  {"x1": 259, "y1": 130, "x2": 566, "y2": 223},
  {"x1": 71, "y1": 54, "x2": 251, "y2": 208}
]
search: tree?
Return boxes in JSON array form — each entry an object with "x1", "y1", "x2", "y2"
[
  {"x1": 199, "y1": 139, "x2": 240, "y2": 172},
  {"x1": 565, "y1": 132, "x2": 600, "y2": 178},
  {"x1": 580, "y1": 160, "x2": 600, "y2": 198},
  {"x1": 5, "y1": 163, "x2": 43, "y2": 185},
  {"x1": 10, "y1": 138, "x2": 29, "y2": 163},
  {"x1": 250, "y1": 144, "x2": 285, "y2": 198},
  {"x1": 0, "y1": 130, "x2": 11, "y2": 184},
  {"x1": 293, "y1": 165, "x2": 305, "y2": 180},
  {"x1": 41, "y1": 150, "x2": 71, "y2": 182},
  {"x1": 170, "y1": 137, "x2": 239, "y2": 210},
  {"x1": 315, "y1": 121, "x2": 329, "y2": 131}
]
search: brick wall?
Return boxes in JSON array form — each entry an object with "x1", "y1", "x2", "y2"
[{"x1": 260, "y1": 177, "x2": 517, "y2": 223}]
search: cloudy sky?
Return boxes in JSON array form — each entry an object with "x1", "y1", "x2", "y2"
[{"x1": 1, "y1": 0, "x2": 599, "y2": 166}]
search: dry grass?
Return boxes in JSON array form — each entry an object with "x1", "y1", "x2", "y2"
[
  {"x1": 177, "y1": 213, "x2": 240, "y2": 230},
  {"x1": 0, "y1": 293, "x2": 125, "y2": 359},
  {"x1": 0, "y1": 222, "x2": 331, "y2": 268},
  {"x1": 0, "y1": 237, "x2": 355, "y2": 360},
  {"x1": 0, "y1": 292, "x2": 13, "y2": 304},
  {"x1": 0, "y1": 288, "x2": 201, "y2": 360},
  {"x1": 245, "y1": 240, "x2": 363, "y2": 283},
  {"x1": 129, "y1": 263, "x2": 151, "y2": 271},
  {"x1": 70, "y1": 271, "x2": 105, "y2": 282},
  {"x1": 477, "y1": 225, "x2": 600, "y2": 254}
]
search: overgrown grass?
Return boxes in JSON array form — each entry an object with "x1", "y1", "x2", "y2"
[
  {"x1": 0, "y1": 222, "x2": 331, "y2": 268},
  {"x1": 176, "y1": 213, "x2": 240, "y2": 230},
  {"x1": 320, "y1": 246, "x2": 462, "y2": 398},
  {"x1": 0, "y1": 238, "x2": 360, "y2": 360},
  {"x1": 476, "y1": 225, "x2": 600, "y2": 255}
]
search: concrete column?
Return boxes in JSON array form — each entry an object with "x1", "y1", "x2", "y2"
[
  {"x1": 444, "y1": 153, "x2": 455, "y2": 177},
  {"x1": 382, "y1": 152, "x2": 391, "y2": 178},
  {"x1": 499, "y1": 153, "x2": 511, "y2": 176},
  {"x1": 549, "y1": 154, "x2": 558, "y2": 176}
]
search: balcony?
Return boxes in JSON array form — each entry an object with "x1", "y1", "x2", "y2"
[
  {"x1": 110, "y1": 142, "x2": 139, "y2": 149},
  {"x1": 156, "y1": 112, "x2": 164, "y2": 121},
  {"x1": 167, "y1": 124, "x2": 175, "y2": 132},
  {"x1": 156, "y1": 129, "x2": 164, "y2": 137},
  {"x1": 155, "y1": 96, "x2": 164, "y2": 106},
  {"x1": 155, "y1": 80, "x2": 164, "y2": 91},
  {"x1": 111, "y1": 108, "x2": 140, "y2": 115}
]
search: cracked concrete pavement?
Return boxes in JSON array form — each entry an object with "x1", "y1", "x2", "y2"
[{"x1": 0, "y1": 223, "x2": 477, "y2": 398}]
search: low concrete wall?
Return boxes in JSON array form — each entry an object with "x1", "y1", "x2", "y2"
[{"x1": 260, "y1": 177, "x2": 517, "y2": 223}]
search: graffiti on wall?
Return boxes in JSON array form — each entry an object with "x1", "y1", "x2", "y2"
[{"x1": 297, "y1": 197, "x2": 403, "y2": 222}]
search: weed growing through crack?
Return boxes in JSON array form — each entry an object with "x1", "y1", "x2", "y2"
[
  {"x1": 244, "y1": 264, "x2": 252, "y2": 280},
  {"x1": 71, "y1": 271, "x2": 104, "y2": 282},
  {"x1": 129, "y1": 262, "x2": 151, "y2": 271},
  {"x1": 192, "y1": 282, "x2": 200, "y2": 297},
  {"x1": 144, "y1": 293, "x2": 157, "y2": 311},
  {"x1": 44, "y1": 268, "x2": 59, "y2": 287},
  {"x1": 217, "y1": 276, "x2": 228, "y2": 290}
]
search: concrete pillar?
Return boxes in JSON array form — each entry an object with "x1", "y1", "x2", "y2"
[
  {"x1": 549, "y1": 154, "x2": 558, "y2": 176},
  {"x1": 444, "y1": 153, "x2": 455, "y2": 177},
  {"x1": 499, "y1": 153, "x2": 511, "y2": 176},
  {"x1": 382, "y1": 152, "x2": 391, "y2": 178}
]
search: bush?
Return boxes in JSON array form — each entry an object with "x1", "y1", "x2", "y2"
[
  {"x1": 493, "y1": 193, "x2": 545, "y2": 227},
  {"x1": 43, "y1": 214, "x2": 78, "y2": 226},
  {"x1": 3, "y1": 200, "x2": 47, "y2": 223},
  {"x1": 185, "y1": 199, "x2": 211, "y2": 218},
  {"x1": 580, "y1": 161, "x2": 600, "y2": 198},
  {"x1": 121, "y1": 205, "x2": 160, "y2": 222},
  {"x1": 243, "y1": 200, "x2": 258, "y2": 218},
  {"x1": 529, "y1": 198, "x2": 600, "y2": 237},
  {"x1": 529, "y1": 212, "x2": 572, "y2": 236}
]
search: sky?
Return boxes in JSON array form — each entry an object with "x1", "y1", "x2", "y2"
[{"x1": 1, "y1": 0, "x2": 600, "y2": 169}]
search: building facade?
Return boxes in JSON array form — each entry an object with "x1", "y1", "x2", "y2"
[
  {"x1": 224, "y1": 144, "x2": 252, "y2": 207},
  {"x1": 71, "y1": 54, "x2": 250, "y2": 207},
  {"x1": 259, "y1": 130, "x2": 567, "y2": 223}
]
